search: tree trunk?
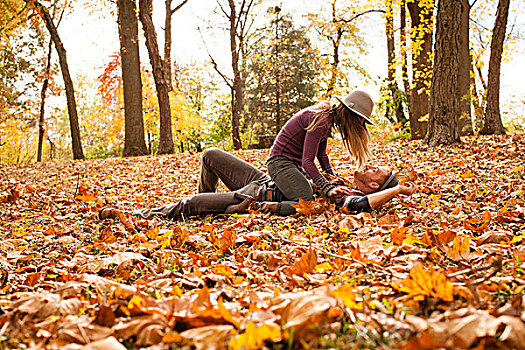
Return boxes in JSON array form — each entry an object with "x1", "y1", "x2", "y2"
[
  {"x1": 425, "y1": 0, "x2": 462, "y2": 146},
  {"x1": 457, "y1": 0, "x2": 473, "y2": 136},
  {"x1": 407, "y1": 0, "x2": 434, "y2": 140},
  {"x1": 164, "y1": 0, "x2": 189, "y2": 91},
  {"x1": 118, "y1": 0, "x2": 149, "y2": 157},
  {"x1": 385, "y1": 0, "x2": 406, "y2": 124},
  {"x1": 34, "y1": 1, "x2": 84, "y2": 160},
  {"x1": 480, "y1": 0, "x2": 509, "y2": 135},
  {"x1": 228, "y1": 0, "x2": 243, "y2": 150},
  {"x1": 37, "y1": 39, "x2": 52, "y2": 162},
  {"x1": 164, "y1": 0, "x2": 174, "y2": 91},
  {"x1": 139, "y1": 0, "x2": 175, "y2": 154}
]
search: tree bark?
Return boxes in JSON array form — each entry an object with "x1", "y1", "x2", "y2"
[
  {"x1": 139, "y1": 0, "x2": 175, "y2": 154},
  {"x1": 37, "y1": 39, "x2": 52, "y2": 162},
  {"x1": 33, "y1": 0, "x2": 84, "y2": 160},
  {"x1": 425, "y1": 0, "x2": 463, "y2": 146},
  {"x1": 407, "y1": 0, "x2": 434, "y2": 140},
  {"x1": 118, "y1": 0, "x2": 148, "y2": 157},
  {"x1": 457, "y1": 0, "x2": 473, "y2": 135},
  {"x1": 480, "y1": 0, "x2": 509, "y2": 135},
  {"x1": 228, "y1": 0, "x2": 243, "y2": 150}
]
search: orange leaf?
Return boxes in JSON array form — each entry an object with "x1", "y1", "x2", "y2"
[
  {"x1": 446, "y1": 235, "x2": 472, "y2": 262},
  {"x1": 211, "y1": 264, "x2": 235, "y2": 277},
  {"x1": 291, "y1": 249, "x2": 318, "y2": 275}
]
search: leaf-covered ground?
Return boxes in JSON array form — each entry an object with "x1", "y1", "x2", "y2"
[{"x1": 1, "y1": 135, "x2": 524, "y2": 350}]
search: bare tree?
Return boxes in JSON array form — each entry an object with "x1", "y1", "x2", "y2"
[
  {"x1": 480, "y1": 0, "x2": 509, "y2": 135},
  {"x1": 164, "y1": 0, "x2": 190, "y2": 89},
  {"x1": 426, "y1": 0, "x2": 463, "y2": 146},
  {"x1": 30, "y1": 0, "x2": 84, "y2": 160},
  {"x1": 203, "y1": 0, "x2": 257, "y2": 150},
  {"x1": 118, "y1": 0, "x2": 149, "y2": 157},
  {"x1": 139, "y1": 0, "x2": 175, "y2": 154}
]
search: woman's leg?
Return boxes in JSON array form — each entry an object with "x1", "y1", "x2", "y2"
[
  {"x1": 267, "y1": 156, "x2": 314, "y2": 215},
  {"x1": 199, "y1": 147, "x2": 270, "y2": 192}
]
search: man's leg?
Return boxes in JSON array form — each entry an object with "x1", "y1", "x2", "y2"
[
  {"x1": 132, "y1": 191, "x2": 248, "y2": 220},
  {"x1": 199, "y1": 147, "x2": 270, "y2": 193}
]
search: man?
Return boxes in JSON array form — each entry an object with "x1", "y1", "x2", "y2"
[{"x1": 99, "y1": 148, "x2": 416, "y2": 220}]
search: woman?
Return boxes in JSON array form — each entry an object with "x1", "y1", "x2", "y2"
[{"x1": 267, "y1": 90, "x2": 374, "y2": 215}]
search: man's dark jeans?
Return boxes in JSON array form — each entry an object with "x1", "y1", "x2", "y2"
[{"x1": 133, "y1": 148, "x2": 271, "y2": 219}]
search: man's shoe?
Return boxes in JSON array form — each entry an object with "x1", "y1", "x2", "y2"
[{"x1": 98, "y1": 206, "x2": 118, "y2": 220}]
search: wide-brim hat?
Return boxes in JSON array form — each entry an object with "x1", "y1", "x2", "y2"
[{"x1": 336, "y1": 90, "x2": 375, "y2": 126}]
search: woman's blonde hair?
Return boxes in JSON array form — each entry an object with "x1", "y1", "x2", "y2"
[{"x1": 306, "y1": 101, "x2": 371, "y2": 167}]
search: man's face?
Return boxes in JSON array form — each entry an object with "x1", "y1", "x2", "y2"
[{"x1": 353, "y1": 164, "x2": 391, "y2": 194}]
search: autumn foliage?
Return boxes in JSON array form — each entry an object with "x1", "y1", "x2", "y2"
[{"x1": 1, "y1": 135, "x2": 525, "y2": 349}]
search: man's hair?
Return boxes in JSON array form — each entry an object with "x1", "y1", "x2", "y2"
[{"x1": 376, "y1": 171, "x2": 399, "y2": 192}]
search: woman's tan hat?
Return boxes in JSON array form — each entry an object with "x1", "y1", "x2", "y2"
[{"x1": 336, "y1": 90, "x2": 375, "y2": 125}]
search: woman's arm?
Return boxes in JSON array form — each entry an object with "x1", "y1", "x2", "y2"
[{"x1": 317, "y1": 139, "x2": 334, "y2": 175}]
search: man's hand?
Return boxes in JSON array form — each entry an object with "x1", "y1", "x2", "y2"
[
  {"x1": 328, "y1": 186, "x2": 352, "y2": 197},
  {"x1": 253, "y1": 201, "x2": 280, "y2": 214},
  {"x1": 397, "y1": 181, "x2": 417, "y2": 196}
]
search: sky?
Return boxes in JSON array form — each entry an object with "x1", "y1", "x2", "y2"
[{"x1": 57, "y1": 0, "x2": 524, "y2": 117}]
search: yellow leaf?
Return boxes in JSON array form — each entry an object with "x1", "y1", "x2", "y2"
[
  {"x1": 315, "y1": 262, "x2": 334, "y2": 273},
  {"x1": 128, "y1": 296, "x2": 146, "y2": 310},
  {"x1": 229, "y1": 322, "x2": 281, "y2": 350},
  {"x1": 332, "y1": 284, "x2": 362, "y2": 309},
  {"x1": 392, "y1": 263, "x2": 453, "y2": 302}
]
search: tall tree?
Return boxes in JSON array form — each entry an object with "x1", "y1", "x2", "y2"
[
  {"x1": 139, "y1": 0, "x2": 174, "y2": 154},
  {"x1": 407, "y1": 0, "x2": 434, "y2": 140},
  {"x1": 205, "y1": 0, "x2": 257, "y2": 150},
  {"x1": 30, "y1": 1, "x2": 84, "y2": 160},
  {"x1": 457, "y1": 0, "x2": 473, "y2": 136},
  {"x1": 480, "y1": 0, "x2": 509, "y2": 135},
  {"x1": 425, "y1": 0, "x2": 463, "y2": 146},
  {"x1": 117, "y1": 0, "x2": 148, "y2": 157},
  {"x1": 164, "y1": 0, "x2": 190, "y2": 90}
]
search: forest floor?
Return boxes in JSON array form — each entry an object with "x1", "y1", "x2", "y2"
[{"x1": 0, "y1": 134, "x2": 524, "y2": 350}]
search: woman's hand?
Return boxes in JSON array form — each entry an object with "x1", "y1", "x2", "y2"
[
  {"x1": 328, "y1": 186, "x2": 352, "y2": 197},
  {"x1": 397, "y1": 181, "x2": 417, "y2": 196}
]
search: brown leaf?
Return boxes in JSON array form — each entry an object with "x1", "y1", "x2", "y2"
[
  {"x1": 80, "y1": 336, "x2": 127, "y2": 350},
  {"x1": 94, "y1": 304, "x2": 116, "y2": 328}
]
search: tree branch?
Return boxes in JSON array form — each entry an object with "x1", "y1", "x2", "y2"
[
  {"x1": 170, "y1": 0, "x2": 190, "y2": 15},
  {"x1": 337, "y1": 9, "x2": 386, "y2": 24},
  {"x1": 197, "y1": 25, "x2": 233, "y2": 89}
]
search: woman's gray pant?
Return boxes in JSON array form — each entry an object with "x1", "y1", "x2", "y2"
[
  {"x1": 132, "y1": 148, "x2": 271, "y2": 220},
  {"x1": 267, "y1": 156, "x2": 314, "y2": 216}
]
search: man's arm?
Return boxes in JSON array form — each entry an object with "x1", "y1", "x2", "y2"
[
  {"x1": 365, "y1": 182, "x2": 417, "y2": 210},
  {"x1": 344, "y1": 182, "x2": 417, "y2": 212}
]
